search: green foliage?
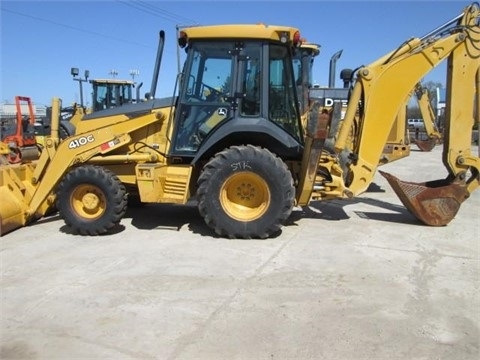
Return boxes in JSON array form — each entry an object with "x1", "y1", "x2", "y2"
[
  {"x1": 407, "y1": 80, "x2": 443, "y2": 120},
  {"x1": 421, "y1": 80, "x2": 442, "y2": 109},
  {"x1": 407, "y1": 106, "x2": 422, "y2": 119}
]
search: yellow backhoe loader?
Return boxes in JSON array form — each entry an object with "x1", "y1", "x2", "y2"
[
  {"x1": 293, "y1": 41, "x2": 321, "y2": 118},
  {"x1": 0, "y1": 2, "x2": 478, "y2": 238},
  {"x1": 63, "y1": 76, "x2": 142, "y2": 132},
  {"x1": 410, "y1": 83, "x2": 443, "y2": 151}
]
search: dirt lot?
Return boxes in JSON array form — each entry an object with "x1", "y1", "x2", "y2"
[{"x1": 1, "y1": 146, "x2": 479, "y2": 360}]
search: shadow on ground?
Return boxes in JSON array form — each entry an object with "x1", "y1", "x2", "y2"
[
  {"x1": 290, "y1": 196, "x2": 419, "y2": 226},
  {"x1": 123, "y1": 181, "x2": 419, "y2": 237},
  {"x1": 31, "y1": 182, "x2": 419, "y2": 238},
  {"x1": 125, "y1": 202, "x2": 216, "y2": 237}
]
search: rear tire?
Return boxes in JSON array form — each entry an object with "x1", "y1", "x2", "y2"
[
  {"x1": 56, "y1": 165, "x2": 128, "y2": 235},
  {"x1": 197, "y1": 145, "x2": 295, "y2": 239}
]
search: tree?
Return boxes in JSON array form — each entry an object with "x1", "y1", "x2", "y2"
[{"x1": 421, "y1": 80, "x2": 443, "y2": 113}]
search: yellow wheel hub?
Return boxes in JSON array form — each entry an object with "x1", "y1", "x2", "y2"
[
  {"x1": 220, "y1": 171, "x2": 270, "y2": 221},
  {"x1": 71, "y1": 184, "x2": 106, "y2": 220}
]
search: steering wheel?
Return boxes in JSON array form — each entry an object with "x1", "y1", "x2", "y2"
[{"x1": 202, "y1": 83, "x2": 226, "y2": 102}]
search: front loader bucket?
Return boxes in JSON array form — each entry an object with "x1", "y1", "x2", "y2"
[
  {"x1": 0, "y1": 163, "x2": 54, "y2": 236},
  {"x1": 0, "y1": 194, "x2": 26, "y2": 236},
  {"x1": 379, "y1": 170, "x2": 469, "y2": 226},
  {"x1": 414, "y1": 138, "x2": 437, "y2": 152},
  {"x1": 0, "y1": 166, "x2": 30, "y2": 235}
]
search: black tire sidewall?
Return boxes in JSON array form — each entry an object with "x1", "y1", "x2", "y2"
[
  {"x1": 56, "y1": 165, "x2": 126, "y2": 234},
  {"x1": 198, "y1": 146, "x2": 294, "y2": 238}
]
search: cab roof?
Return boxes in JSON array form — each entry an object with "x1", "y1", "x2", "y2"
[
  {"x1": 90, "y1": 79, "x2": 135, "y2": 85},
  {"x1": 178, "y1": 23, "x2": 301, "y2": 46}
]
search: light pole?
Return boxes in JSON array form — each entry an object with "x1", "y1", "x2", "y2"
[
  {"x1": 129, "y1": 69, "x2": 140, "y2": 81},
  {"x1": 71, "y1": 68, "x2": 90, "y2": 108}
]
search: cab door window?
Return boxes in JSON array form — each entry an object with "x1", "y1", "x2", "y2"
[{"x1": 174, "y1": 42, "x2": 233, "y2": 153}]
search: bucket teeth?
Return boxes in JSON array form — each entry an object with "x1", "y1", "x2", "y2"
[{"x1": 379, "y1": 170, "x2": 469, "y2": 226}]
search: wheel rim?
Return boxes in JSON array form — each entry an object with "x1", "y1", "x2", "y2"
[
  {"x1": 220, "y1": 171, "x2": 270, "y2": 221},
  {"x1": 70, "y1": 184, "x2": 106, "y2": 220}
]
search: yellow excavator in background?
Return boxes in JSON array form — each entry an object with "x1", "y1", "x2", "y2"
[
  {"x1": 33, "y1": 75, "x2": 141, "y2": 143},
  {"x1": 0, "y1": 2, "x2": 478, "y2": 238},
  {"x1": 64, "y1": 76, "x2": 143, "y2": 131},
  {"x1": 411, "y1": 83, "x2": 443, "y2": 151},
  {"x1": 293, "y1": 41, "x2": 321, "y2": 118}
]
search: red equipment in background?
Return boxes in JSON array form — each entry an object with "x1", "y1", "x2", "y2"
[{"x1": 1, "y1": 96, "x2": 38, "y2": 163}]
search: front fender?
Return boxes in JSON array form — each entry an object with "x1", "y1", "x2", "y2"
[{"x1": 192, "y1": 117, "x2": 303, "y2": 164}]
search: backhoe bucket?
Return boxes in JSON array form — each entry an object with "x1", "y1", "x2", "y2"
[
  {"x1": 379, "y1": 170, "x2": 469, "y2": 226},
  {"x1": 414, "y1": 138, "x2": 437, "y2": 152}
]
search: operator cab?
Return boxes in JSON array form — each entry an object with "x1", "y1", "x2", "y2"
[
  {"x1": 91, "y1": 79, "x2": 136, "y2": 112},
  {"x1": 171, "y1": 27, "x2": 304, "y2": 159}
]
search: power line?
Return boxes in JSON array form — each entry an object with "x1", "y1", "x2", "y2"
[
  {"x1": 137, "y1": 0, "x2": 199, "y2": 24},
  {"x1": 116, "y1": 0, "x2": 199, "y2": 26},
  {"x1": 1, "y1": 7, "x2": 152, "y2": 48}
]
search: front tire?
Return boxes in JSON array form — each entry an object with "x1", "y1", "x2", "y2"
[
  {"x1": 56, "y1": 165, "x2": 128, "y2": 235},
  {"x1": 197, "y1": 145, "x2": 295, "y2": 239}
]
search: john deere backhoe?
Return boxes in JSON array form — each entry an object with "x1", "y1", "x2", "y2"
[
  {"x1": 410, "y1": 83, "x2": 443, "y2": 151},
  {"x1": 0, "y1": 2, "x2": 478, "y2": 238},
  {"x1": 62, "y1": 76, "x2": 142, "y2": 132}
]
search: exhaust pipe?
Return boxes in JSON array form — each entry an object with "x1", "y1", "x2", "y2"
[
  {"x1": 328, "y1": 50, "x2": 343, "y2": 88},
  {"x1": 136, "y1": 82, "x2": 143, "y2": 102},
  {"x1": 148, "y1": 30, "x2": 166, "y2": 100}
]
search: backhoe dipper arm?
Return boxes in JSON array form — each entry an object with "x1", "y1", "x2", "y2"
[
  {"x1": 334, "y1": 2, "x2": 480, "y2": 225},
  {"x1": 442, "y1": 36, "x2": 479, "y2": 195}
]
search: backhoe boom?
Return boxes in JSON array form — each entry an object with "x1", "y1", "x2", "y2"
[{"x1": 333, "y1": 2, "x2": 480, "y2": 225}]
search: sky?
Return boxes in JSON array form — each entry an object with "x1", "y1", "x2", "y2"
[{"x1": 0, "y1": 0, "x2": 473, "y2": 107}]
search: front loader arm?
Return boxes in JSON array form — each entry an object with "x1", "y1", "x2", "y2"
[
  {"x1": 333, "y1": 2, "x2": 480, "y2": 225},
  {"x1": 26, "y1": 106, "x2": 163, "y2": 219}
]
